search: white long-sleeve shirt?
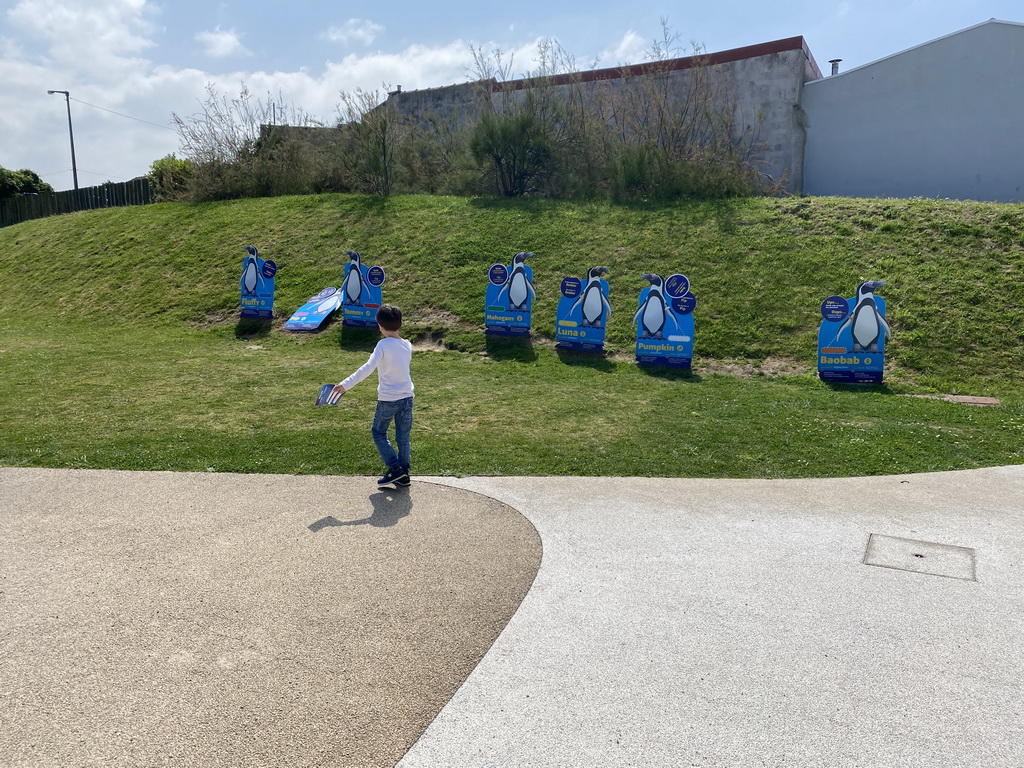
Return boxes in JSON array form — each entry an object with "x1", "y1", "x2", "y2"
[{"x1": 339, "y1": 336, "x2": 414, "y2": 401}]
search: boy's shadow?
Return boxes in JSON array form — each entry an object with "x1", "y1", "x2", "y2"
[{"x1": 308, "y1": 488, "x2": 413, "y2": 531}]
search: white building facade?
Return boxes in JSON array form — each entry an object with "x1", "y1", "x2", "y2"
[{"x1": 802, "y1": 20, "x2": 1024, "y2": 202}]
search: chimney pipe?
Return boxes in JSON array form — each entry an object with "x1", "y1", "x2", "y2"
[{"x1": 829, "y1": 59, "x2": 842, "y2": 76}]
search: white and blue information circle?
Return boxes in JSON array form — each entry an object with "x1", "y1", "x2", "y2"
[
  {"x1": 634, "y1": 273, "x2": 694, "y2": 368},
  {"x1": 555, "y1": 268, "x2": 610, "y2": 352},
  {"x1": 817, "y1": 283, "x2": 890, "y2": 383},
  {"x1": 485, "y1": 255, "x2": 535, "y2": 336},
  {"x1": 239, "y1": 248, "x2": 276, "y2": 319}
]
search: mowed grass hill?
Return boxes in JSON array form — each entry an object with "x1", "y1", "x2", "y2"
[{"x1": 1, "y1": 194, "x2": 1022, "y2": 479}]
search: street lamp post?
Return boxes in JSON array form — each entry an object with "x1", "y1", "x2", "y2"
[{"x1": 47, "y1": 89, "x2": 79, "y2": 190}]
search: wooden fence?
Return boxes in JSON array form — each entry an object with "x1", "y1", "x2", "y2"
[{"x1": 0, "y1": 178, "x2": 152, "y2": 228}]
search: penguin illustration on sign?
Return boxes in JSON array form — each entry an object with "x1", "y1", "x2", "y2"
[
  {"x1": 633, "y1": 273, "x2": 679, "y2": 339},
  {"x1": 570, "y1": 266, "x2": 611, "y2": 328},
  {"x1": 342, "y1": 250, "x2": 366, "y2": 306},
  {"x1": 312, "y1": 287, "x2": 342, "y2": 315},
  {"x1": 832, "y1": 280, "x2": 891, "y2": 352},
  {"x1": 498, "y1": 251, "x2": 536, "y2": 311},
  {"x1": 241, "y1": 245, "x2": 261, "y2": 295}
]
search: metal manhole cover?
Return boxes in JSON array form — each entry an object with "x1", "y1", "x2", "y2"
[{"x1": 863, "y1": 534, "x2": 976, "y2": 581}]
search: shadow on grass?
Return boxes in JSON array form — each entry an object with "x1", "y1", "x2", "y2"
[
  {"x1": 234, "y1": 318, "x2": 272, "y2": 340},
  {"x1": 485, "y1": 334, "x2": 538, "y2": 362},
  {"x1": 339, "y1": 324, "x2": 381, "y2": 352},
  {"x1": 638, "y1": 364, "x2": 704, "y2": 383},
  {"x1": 823, "y1": 381, "x2": 894, "y2": 395},
  {"x1": 464, "y1": 195, "x2": 751, "y2": 236},
  {"x1": 555, "y1": 348, "x2": 617, "y2": 372}
]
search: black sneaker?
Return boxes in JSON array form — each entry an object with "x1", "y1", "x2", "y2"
[
  {"x1": 393, "y1": 467, "x2": 411, "y2": 488},
  {"x1": 377, "y1": 466, "x2": 403, "y2": 487}
]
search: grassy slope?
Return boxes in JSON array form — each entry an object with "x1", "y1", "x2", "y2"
[{"x1": 1, "y1": 194, "x2": 1022, "y2": 478}]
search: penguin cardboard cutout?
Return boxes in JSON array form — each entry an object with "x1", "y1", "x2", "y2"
[
  {"x1": 239, "y1": 245, "x2": 277, "y2": 319},
  {"x1": 485, "y1": 252, "x2": 535, "y2": 336},
  {"x1": 817, "y1": 280, "x2": 891, "y2": 383},
  {"x1": 341, "y1": 250, "x2": 386, "y2": 328},
  {"x1": 284, "y1": 287, "x2": 343, "y2": 332},
  {"x1": 555, "y1": 266, "x2": 610, "y2": 352},
  {"x1": 634, "y1": 273, "x2": 695, "y2": 368}
]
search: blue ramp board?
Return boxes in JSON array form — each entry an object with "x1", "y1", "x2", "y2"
[{"x1": 285, "y1": 287, "x2": 343, "y2": 332}]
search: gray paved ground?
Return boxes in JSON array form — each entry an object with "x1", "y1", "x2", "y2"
[
  {"x1": 401, "y1": 467, "x2": 1024, "y2": 768},
  {"x1": 2, "y1": 466, "x2": 1022, "y2": 767}
]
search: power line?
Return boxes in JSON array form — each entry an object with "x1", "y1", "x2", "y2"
[
  {"x1": 69, "y1": 97, "x2": 177, "y2": 132},
  {"x1": 45, "y1": 167, "x2": 136, "y2": 182}
]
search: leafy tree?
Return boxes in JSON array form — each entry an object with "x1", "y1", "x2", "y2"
[
  {"x1": 172, "y1": 83, "x2": 323, "y2": 200},
  {"x1": 470, "y1": 95, "x2": 560, "y2": 197},
  {"x1": 0, "y1": 166, "x2": 54, "y2": 198},
  {"x1": 336, "y1": 87, "x2": 404, "y2": 196},
  {"x1": 468, "y1": 40, "x2": 591, "y2": 198},
  {"x1": 147, "y1": 154, "x2": 196, "y2": 201}
]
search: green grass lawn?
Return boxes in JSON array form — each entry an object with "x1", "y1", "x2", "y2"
[{"x1": 1, "y1": 193, "x2": 1022, "y2": 478}]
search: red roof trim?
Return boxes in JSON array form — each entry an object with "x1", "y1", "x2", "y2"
[{"x1": 495, "y1": 35, "x2": 822, "y2": 91}]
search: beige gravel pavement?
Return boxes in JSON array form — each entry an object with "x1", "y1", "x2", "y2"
[{"x1": 0, "y1": 468, "x2": 541, "y2": 768}]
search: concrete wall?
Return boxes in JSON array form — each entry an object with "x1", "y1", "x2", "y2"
[
  {"x1": 803, "y1": 20, "x2": 1024, "y2": 202},
  {"x1": 715, "y1": 48, "x2": 816, "y2": 191},
  {"x1": 386, "y1": 81, "x2": 492, "y2": 131},
  {"x1": 386, "y1": 39, "x2": 820, "y2": 194}
]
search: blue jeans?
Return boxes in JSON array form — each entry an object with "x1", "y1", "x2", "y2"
[{"x1": 371, "y1": 397, "x2": 413, "y2": 470}]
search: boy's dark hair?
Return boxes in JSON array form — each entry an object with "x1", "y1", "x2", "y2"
[{"x1": 376, "y1": 304, "x2": 403, "y2": 331}]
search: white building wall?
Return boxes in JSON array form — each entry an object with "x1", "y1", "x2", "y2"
[{"x1": 803, "y1": 20, "x2": 1024, "y2": 202}]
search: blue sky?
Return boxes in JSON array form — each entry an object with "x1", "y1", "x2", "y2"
[{"x1": 1, "y1": 0, "x2": 1018, "y2": 190}]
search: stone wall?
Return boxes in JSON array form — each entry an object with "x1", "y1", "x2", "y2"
[{"x1": 384, "y1": 37, "x2": 821, "y2": 194}]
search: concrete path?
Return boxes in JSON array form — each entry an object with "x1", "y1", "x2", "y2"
[
  {"x1": 2, "y1": 466, "x2": 1022, "y2": 767},
  {"x1": 400, "y1": 467, "x2": 1024, "y2": 768}
]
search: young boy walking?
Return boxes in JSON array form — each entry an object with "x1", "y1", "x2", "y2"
[{"x1": 328, "y1": 305, "x2": 414, "y2": 487}]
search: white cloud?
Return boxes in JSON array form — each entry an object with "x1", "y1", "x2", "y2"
[
  {"x1": 2, "y1": 16, "x2": 543, "y2": 190},
  {"x1": 6, "y1": 0, "x2": 156, "y2": 69},
  {"x1": 324, "y1": 19, "x2": 384, "y2": 46},
  {"x1": 196, "y1": 26, "x2": 248, "y2": 58},
  {"x1": 602, "y1": 31, "x2": 647, "y2": 66}
]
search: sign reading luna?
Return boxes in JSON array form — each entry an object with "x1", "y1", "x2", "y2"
[
  {"x1": 239, "y1": 245, "x2": 277, "y2": 319},
  {"x1": 634, "y1": 273, "x2": 695, "y2": 368},
  {"x1": 817, "y1": 280, "x2": 891, "y2": 383},
  {"x1": 485, "y1": 252, "x2": 535, "y2": 336},
  {"x1": 340, "y1": 250, "x2": 386, "y2": 327},
  {"x1": 555, "y1": 266, "x2": 610, "y2": 352}
]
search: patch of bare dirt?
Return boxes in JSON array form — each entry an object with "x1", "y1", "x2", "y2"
[
  {"x1": 903, "y1": 394, "x2": 1001, "y2": 407},
  {"x1": 698, "y1": 356, "x2": 811, "y2": 378},
  {"x1": 187, "y1": 309, "x2": 240, "y2": 329}
]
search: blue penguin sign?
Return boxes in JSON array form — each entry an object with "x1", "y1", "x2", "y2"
[
  {"x1": 341, "y1": 250, "x2": 386, "y2": 328},
  {"x1": 817, "y1": 281, "x2": 891, "y2": 383},
  {"x1": 555, "y1": 266, "x2": 610, "y2": 352},
  {"x1": 284, "y1": 287, "x2": 343, "y2": 332},
  {"x1": 634, "y1": 273, "x2": 695, "y2": 368},
  {"x1": 485, "y1": 252, "x2": 536, "y2": 336},
  {"x1": 239, "y1": 245, "x2": 277, "y2": 319}
]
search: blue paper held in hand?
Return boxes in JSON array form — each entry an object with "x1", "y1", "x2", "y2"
[{"x1": 316, "y1": 384, "x2": 342, "y2": 406}]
